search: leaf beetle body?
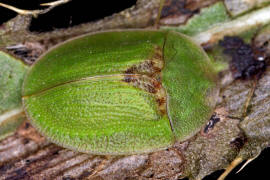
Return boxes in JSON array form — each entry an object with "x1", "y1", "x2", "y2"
[{"x1": 22, "y1": 30, "x2": 218, "y2": 155}]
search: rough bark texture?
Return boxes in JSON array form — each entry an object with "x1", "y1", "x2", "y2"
[
  {"x1": 1, "y1": 67, "x2": 270, "y2": 180},
  {"x1": 0, "y1": 0, "x2": 160, "y2": 49},
  {"x1": 1, "y1": 0, "x2": 270, "y2": 179}
]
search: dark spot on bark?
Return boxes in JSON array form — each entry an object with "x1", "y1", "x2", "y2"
[
  {"x1": 52, "y1": 150, "x2": 60, "y2": 155},
  {"x1": 161, "y1": 0, "x2": 193, "y2": 18},
  {"x1": 6, "y1": 42, "x2": 45, "y2": 65},
  {"x1": 0, "y1": 163, "x2": 13, "y2": 174},
  {"x1": 219, "y1": 36, "x2": 266, "y2": 79},
  {"x1": 24, "y1": 122, "x2": 30, "y2": 129},
  {"x1": 1, "y1": 146, "x2": 62, "y2": 179},
  {"x1": 22, "y1": 138, "x2": 30, "y2": 145},
  {"x1": 78, "y1": 170, "x2": 92, "y2": 180},
  {"x1": 10, "y1": 48, "x2": 31, "y2": 59},
  {"x1": 246, "y1": 104, "x2": 252, "y2": 115},
  {"x1": 203, "y1": 113, "x2": 220, "y2": 133},
  {"x1": 230, "y1": 133, "x2": 247, "y2": 151},
  {"x1": 62, "y1": 177, "x2": 75, "y2": 180},
  {"x1": 10, "y1": 168, "x2": 30, "y2": 180},
  {"x1": 263, "y1": 41, "x2": 269, "y2": 46}
]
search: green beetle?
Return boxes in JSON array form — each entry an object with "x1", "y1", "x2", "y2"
[{"x1": 22, "y1": 30, "x2": 218, "y2": 155}]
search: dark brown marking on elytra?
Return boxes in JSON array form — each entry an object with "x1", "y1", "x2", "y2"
[
  {"x1": 123, "y1": 75, "x2": 167, "y2": 115},
  {"x1": 124, "y1": 60, "x2": 162, "y2": 77},
  {"x1": 123, "y1": 76, "x2": 132, "y2": 83},
  {"x1": 152, "y1": 79, "x2": 162, "y2": 89},
  {"x1": 124, "y1": 46, "x2": 164, "y2": 79},
  {"x1": 123, "y1": 46, "x2": 167, "y2": 115},
  {"x1": 147, "y1": 84, "x2": 157, "y2": 94},
  {"x1": 157, "y1": 98, "x2": 166, "y2": 106},
  {"x1": 123, "y1": 75, "x2": 159, "y2": 94}
]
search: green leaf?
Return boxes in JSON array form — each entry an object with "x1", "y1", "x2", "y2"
[
  {"x1": 0, "y1": 51, "x2": 28, "y2": 140},
  {"x1": 162, "y1": 2, "x2": 230, "y2": 36}
]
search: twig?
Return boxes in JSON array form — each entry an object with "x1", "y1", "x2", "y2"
[{"x1": 0, "y1": 0, "x2": 71, "y2": 17}]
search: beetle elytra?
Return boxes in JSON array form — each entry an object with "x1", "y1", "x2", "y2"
[{"x1": 22, "y1": 30, "x2": 218, "y2": 155}]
